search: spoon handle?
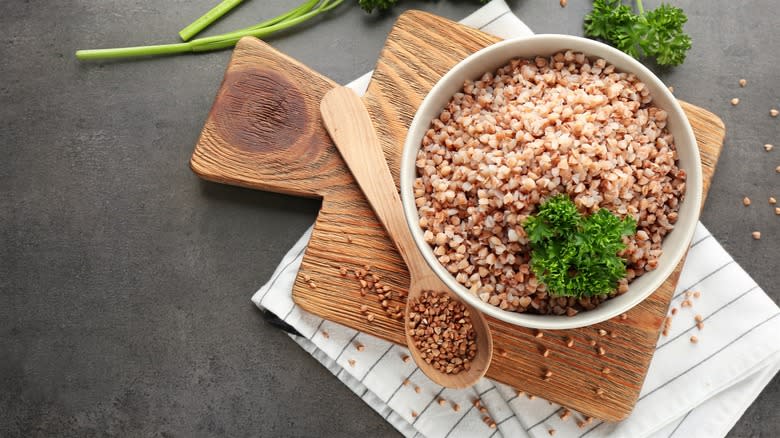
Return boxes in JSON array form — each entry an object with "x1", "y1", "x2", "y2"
[{"x1": 320, "y1": 87, "x2": 428, "y2": 279}]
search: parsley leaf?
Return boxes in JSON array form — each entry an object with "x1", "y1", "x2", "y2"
[
  {"x1": 584, "y1": 0, "x2": 692, "y2": 67},
  {"x1": 357, "y1": 0, "x2": 398, "y2": 12},
  {"x1": 524, "y1": 195, "x2": 637, "y2": 298}
]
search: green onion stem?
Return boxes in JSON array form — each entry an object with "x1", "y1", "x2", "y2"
[
  {"x1": 227, "y1": 0, "x2": 318, "y2": 35},
  {"x1": 192, "y1": 0, "x2": 322, "y2": 51},
  {"x1": 75, "y1": 42, "x2": 192, "y2": 60},
  {"x1": 635, "y1": 0, "x2": 645, "y2": 15},
  {"x1": 178, "y1": 0, "x2": 245, "y2": 42},
  {"x1": 192, "y1": 0, "x2": 339, "y2": 50},
  {"x1": 75, "y1": 0, "x2": 342, "y2": 61}
]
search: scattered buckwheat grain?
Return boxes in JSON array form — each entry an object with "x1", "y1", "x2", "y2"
[
  {"x1": 348, "y1": 359, "x2": 356, "y2": 367},
  {"x1": 766, "y1": 144, "x2": 774, "y2": 152},
  {"x1": 752, "y1": 231, "x2": 761, "y2": 240},
  {"x1": 769, "y1": 197, "x2": 777, "y2": 205},
  {"x1": 663, "y1": 318, "x2": 672, "y2": 336},
  {"x1": 690, "y1": 335, "x2": 698, "y2": 343},
  {"x1": 771, "y1": 108, "x2": 779, "y2": 117},
  {"x1": 739, "y1": 79, "x2": 747, "y2": 87},
  {"x1": 743, "y1": 197, "x2": 752, "y2": 206},
  {"x1": 602, "y1": 367, "x2": 611, "y2": 374},
  {"x1": 731, "y1": 98, "x2": 740, "y2": 106}
]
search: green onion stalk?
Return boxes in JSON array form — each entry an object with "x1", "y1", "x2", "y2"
[
  {"x1": 76, "y1": 0, "x2": 344, "y2": 61},
  {"x1": 179, "y1": 0, "x2": 246, "y2": 42}
]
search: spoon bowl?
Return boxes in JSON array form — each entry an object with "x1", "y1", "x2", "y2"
[
  {"x1": 402, "y1": 271, "x2": 493, "y2": 388},
  {"x1": 321, "y1": 86, "x2": 493, "y2": 388}
]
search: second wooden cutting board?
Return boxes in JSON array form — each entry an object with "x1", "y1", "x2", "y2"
[{"x1": 190, "y1": 11, "x2": 725, "y2": 421}]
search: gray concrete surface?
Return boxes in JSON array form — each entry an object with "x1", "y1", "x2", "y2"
[{"x1": 1, "y1": 0, "x2": 777, "y2": 436}]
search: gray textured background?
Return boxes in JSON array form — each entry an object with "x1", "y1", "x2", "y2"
[{"x1": 1, "y1": 0, "x2": 777, "y2": 436}]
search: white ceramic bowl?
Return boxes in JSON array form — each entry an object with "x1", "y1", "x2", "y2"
[{"x1": 400, "y1": 35, "x2": 702, "y2": 330}]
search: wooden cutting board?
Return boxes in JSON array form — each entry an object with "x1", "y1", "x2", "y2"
[{"x1": 190, "y1": 11, "x2": 725, "y2": 421}]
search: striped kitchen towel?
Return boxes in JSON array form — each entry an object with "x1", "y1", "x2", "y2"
[{"x1": 252, "y1": 1, "x2": 780, "y2": 437}]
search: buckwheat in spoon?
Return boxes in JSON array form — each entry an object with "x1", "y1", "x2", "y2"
[{"x1": 321, "y1": 87, "x2": 493, "y2": 388}]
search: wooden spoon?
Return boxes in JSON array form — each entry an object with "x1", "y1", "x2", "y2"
[{"x1": 321, "y1": 86, "x2": 493, "y2": 388}]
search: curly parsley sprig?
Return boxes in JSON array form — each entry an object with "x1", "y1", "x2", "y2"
[
  {"x1": 584, "y1": 0, "x2": 692, "y2": 66},
  {"x1": 524, "y1": 195, "x2": 636, "y2": 299}
]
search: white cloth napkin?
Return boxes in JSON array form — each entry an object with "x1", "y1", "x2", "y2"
[{"x1": 251, "y1": 2, "x2": 780, "y2": 437}]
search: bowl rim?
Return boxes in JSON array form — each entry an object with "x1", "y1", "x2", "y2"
[{"x1": 399, "y1": 34, "x2": 702, "y2": 330}]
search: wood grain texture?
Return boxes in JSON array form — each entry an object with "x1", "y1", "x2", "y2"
[
  {"x1": 190, "y1": 11, "x2": 726, "y2": 421},
  {"x1": 190, "y1": 37, "x2": 342, "y2": 198}
]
